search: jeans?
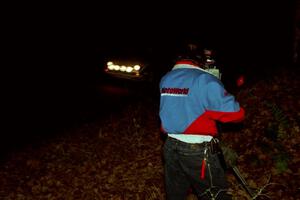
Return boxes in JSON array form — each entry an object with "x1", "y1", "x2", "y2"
[{"x1": 163, "y1": 137, "x2": 231, "y2": 200}]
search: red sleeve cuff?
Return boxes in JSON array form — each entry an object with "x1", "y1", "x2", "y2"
[{"x1": 206, "y1": 107, "x2": 245, "y2": 123}]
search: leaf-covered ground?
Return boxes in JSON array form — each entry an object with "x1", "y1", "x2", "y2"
[{"x1": 0, "y1": 67, "x2": 299, "y2": 200}]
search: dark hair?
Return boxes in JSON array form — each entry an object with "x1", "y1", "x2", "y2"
[{"x1": 175, "y1": 45, "x2": 204, "y2": 65}]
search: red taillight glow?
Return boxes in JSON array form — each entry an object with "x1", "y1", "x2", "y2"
[{"x1": 237, "y1": 75, "x2": 245, "y2": 87}]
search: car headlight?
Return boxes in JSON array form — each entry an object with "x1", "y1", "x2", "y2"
[
  {"x1": 133, "y1": 65, "x2": 141, "y2": 71},
  {"x1": 120, "y1": 66, "x2": 127, "y2": 71},
  {"x1": 107, "y1": 65, "x2": 114, "y2": 70},
  {"x1": 114, "y1": 65, "x2": 120, "y2": 70},
  {"x1": 126, "y1": 66, "x2": 133, "y2": 73}
]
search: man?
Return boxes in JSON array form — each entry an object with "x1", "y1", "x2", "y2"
[{"x1": 159, "y1": 46, "x2": 245, "y2": 200}]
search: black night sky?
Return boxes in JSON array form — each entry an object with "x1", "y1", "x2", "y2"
[{"x1": 4, "y1": 1, "x2": 298, "y2": 147}]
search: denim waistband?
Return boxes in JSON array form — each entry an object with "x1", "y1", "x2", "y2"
[
  {"x1": 167, "y1": 136, "x2": 212, "y2": 148},
  {"x1": 168, "y1": 134, "x2": 213, "y2": 143}
]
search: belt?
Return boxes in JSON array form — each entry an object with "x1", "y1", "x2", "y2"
[
  {"x1": 167, "y1": 136, "x2": 211, "y2": 147},
  {"x1": 167, "y1": 133, "x2": 213, "y2": 143},
  {"x1": 167, "y1": 136, "x2": 220, "y2": 154}
]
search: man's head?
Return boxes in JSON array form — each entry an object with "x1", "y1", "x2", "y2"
[
  {"x1": 174, "y1": 42, "x2": 222, "y2": 79},
  {"x1": 175, "y1": 42, "x2": 204, "y2": 66}
]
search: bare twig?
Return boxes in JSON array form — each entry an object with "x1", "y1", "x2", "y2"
[{"x1": 251, "y1": 174, "x2": 284, "y2": 200}]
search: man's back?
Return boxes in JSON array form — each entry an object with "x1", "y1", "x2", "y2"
[{"x1": 159, "y1": 60, "x2": 244, "y2": 136}]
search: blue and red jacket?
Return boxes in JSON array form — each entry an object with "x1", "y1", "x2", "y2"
[{"x1": 159, "y1": 61, "x2": 245, "y2": 136}]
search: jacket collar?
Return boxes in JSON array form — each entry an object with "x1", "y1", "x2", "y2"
[{"x1": 172, "y1": 61, "x2": 208, "y2": 73}]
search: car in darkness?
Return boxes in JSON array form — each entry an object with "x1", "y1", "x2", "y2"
[
  {"x1": 96, "y1": 44, "x2": 167, "y2": 96},
  {"x1": 102, "y1": 45, "x2": 156, "y2": 83},
  {"x1": 104, "y1": 58, "x2": 151, "y2": 82}
]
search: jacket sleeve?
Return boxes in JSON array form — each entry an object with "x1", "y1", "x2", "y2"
[{"x1": 205, "y1": 81, "x2": 245, "y2": 123}]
